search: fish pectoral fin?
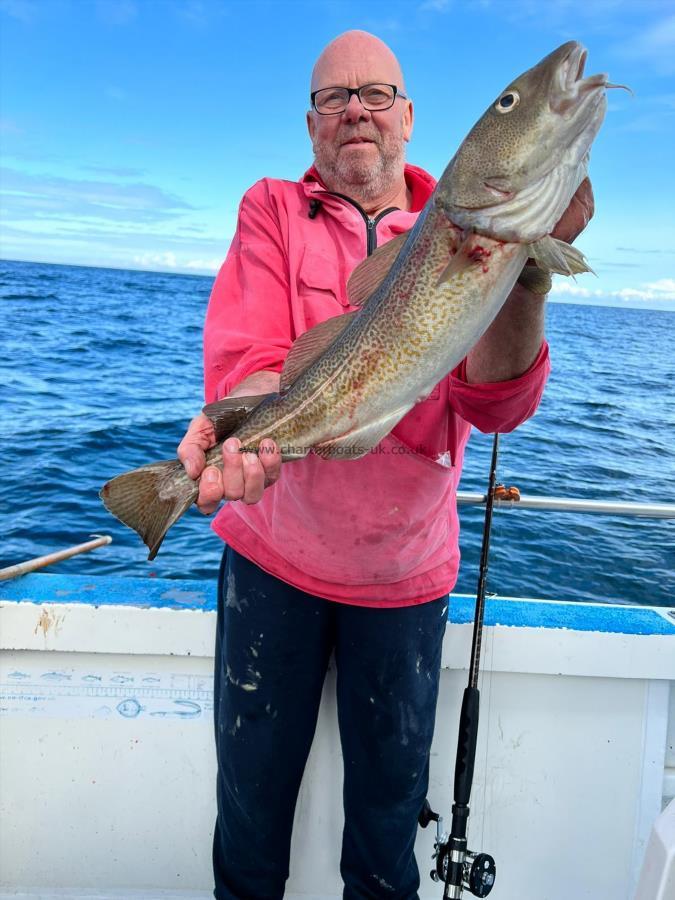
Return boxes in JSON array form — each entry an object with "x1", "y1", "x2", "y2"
[
  {"x1": 312, "y1": 409, "x2": 410, "y2": 461},
  {"x1": 434, "y1": 237, "x2": 476, "y2": 287},
  {"x1": 530, "y1": 235, "x2": 595, "y2": 277},
  {"x1": 280, "y1": 311, "x2": 359, "y2": 394},
  {"x1": 346, "y1": 231, "x2": 410, "y2": 307},
  {"x1": 202, "y1": 394, "x2": 272, "y2": 443}
]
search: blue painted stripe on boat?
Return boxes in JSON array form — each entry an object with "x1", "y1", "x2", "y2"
[
  {"x1": 1, "y1": 574, "x2": 673, "y2": 635},
  {"x1": 0, "y1": 573, "x2": 217, "y2": 611},
  {"x1": 449, "y1": 594, "x2": 675, "y2": 635}
]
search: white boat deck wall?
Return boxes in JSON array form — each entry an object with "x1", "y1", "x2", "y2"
[{"x1": 1, "y1": 573, "x2": 674, "y2": 900}]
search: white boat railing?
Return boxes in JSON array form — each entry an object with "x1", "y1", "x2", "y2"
[{"x1": 456, "y1": 492, "x2": 675, "y2": 519}]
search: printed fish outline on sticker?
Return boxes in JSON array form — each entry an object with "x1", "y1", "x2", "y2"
[
  {"x1": 117, "y1": 698, "x2": 143, "y2": 718},
  {"x1": 150, "y1": 699, "x2": 202, "y2": 718}
]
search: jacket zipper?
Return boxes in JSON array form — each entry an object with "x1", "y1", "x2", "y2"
[
  {"x1": 366, "y1": 218, "x2": 377, "y2": 256},
  {"x1": 315, "y1": 190, "x2": 399, "y2": 256}
]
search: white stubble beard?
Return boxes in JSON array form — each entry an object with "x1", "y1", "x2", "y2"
[{"x1": 312, "y1": 128, "x2": 406, "y2": 206}]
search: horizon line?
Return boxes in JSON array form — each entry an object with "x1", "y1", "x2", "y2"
[{"x1": 2, "y1": 256, "x2": 674, "y2": 312}]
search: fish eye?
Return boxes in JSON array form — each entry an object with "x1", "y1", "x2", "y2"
[{"x1": 495, "y1": 90, "x2": 520, "y2": 113}]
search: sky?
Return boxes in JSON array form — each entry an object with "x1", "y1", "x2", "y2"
[{"x1": 1, "y1": 0, "x2": 674, "y2": 309}]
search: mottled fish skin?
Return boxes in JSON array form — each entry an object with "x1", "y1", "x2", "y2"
[
  {"x1": 221, "y1": 205, "x2": 463, "y2": 460},
  {"x1": 212, "y1": 208, "x2": 525, "y2": 462}
]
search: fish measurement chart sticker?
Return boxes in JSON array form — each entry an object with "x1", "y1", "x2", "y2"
[{"x1": 0, "y1": 661, "x2": 213, "y2": 720}]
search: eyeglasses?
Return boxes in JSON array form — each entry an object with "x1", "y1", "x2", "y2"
[{"x1": 310, "y1": 83, "x2": 408, "y2": 116}]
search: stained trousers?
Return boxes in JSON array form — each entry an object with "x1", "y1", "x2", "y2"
[{"x1": 212, "y1": 546, "x2": 448, "y2": 900}]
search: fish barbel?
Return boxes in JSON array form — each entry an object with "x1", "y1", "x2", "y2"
[{"x1": 101, "y1": 41, "x2": 617, "y2": 559}]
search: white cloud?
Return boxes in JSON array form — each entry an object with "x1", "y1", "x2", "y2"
[
  {"x1": 184, "y1": 258, "x2": 220, "y2": 272},
  {"x1": 551, "y1": 277, "x2": 675, "y2": 302},
  {"x1": 133, "y1": 251, "x2": 178, "y2": 270},
  {"x1": 644, "y1": 278, "x2": 675, "y2": 294},
  {"x1": 1, "y1": 167, "x2": 192, "y2": 224},
  {"x1": 131, "y1": 252, "x2": 219, "y2": 274}
]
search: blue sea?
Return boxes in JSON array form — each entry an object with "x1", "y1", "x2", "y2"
[{"x1": 1, "y1": 258, "x2": 673, "y2": 606}]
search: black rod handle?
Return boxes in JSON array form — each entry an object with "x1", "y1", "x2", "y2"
[{"x1": 454, "y1": 685, "x2": 480, "y2": 808}]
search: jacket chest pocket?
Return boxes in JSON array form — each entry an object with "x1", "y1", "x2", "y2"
[{"x1": 296, "y1": 248, "x2": 350, "y2": 332}]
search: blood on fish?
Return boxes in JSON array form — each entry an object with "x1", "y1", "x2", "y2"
[{"x1": 468, "y1": 245, "x2": 492, "y2": 262}]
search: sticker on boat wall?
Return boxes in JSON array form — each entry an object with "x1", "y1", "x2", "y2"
[{"x1": 0, "y1": 659, "x2": 213, "y2": 719}]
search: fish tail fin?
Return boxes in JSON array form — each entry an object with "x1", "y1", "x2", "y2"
[{"x1": 99, "y1": 459, "x2": 198, "y2": 560}]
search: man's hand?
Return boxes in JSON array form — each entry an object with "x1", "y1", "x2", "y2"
[
  {"x1": 177, "y1": 370, "x2": 283, "y2": 515},
  {"x1": 551, "y1": 176, "x2": 594, "y2": 244},
  {"x1": 177, "y1": 416, "x2": 282, "y2": 514}
]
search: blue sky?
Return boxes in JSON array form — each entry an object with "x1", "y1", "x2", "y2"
[{"x1": 1, "y1": 0, "x2": 674, "y2": 308}]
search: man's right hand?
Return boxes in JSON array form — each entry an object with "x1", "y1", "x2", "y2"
[{"x1": 177, "y1": 370, "x2": 283, "y2": 515}]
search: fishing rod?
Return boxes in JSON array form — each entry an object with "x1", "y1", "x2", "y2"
[{"x1": 419, "y1": 432, "x2": 500, "y2": 898}]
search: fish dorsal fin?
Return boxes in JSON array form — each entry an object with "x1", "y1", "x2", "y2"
[
  {"x1": 347, "y1": 231, "x2": 410, "y2": 307},
  {"x1": 530, "y1": 235, "x2": 594, "y2": 277},
  {"x1": 202, "y1": 393, "x2": 270, "y2": 443},
  {"x1": 312, "y1": 407, "x2": 410, "y2": 460},
  {"x1": 280, "y1": 311, "x2": 359, "y2": 394}
]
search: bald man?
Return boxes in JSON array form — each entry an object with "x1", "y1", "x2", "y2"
[{"x1": 179, "y1": 30, "x2": 592, "y2": 899}]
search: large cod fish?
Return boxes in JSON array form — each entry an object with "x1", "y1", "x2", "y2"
[{"x1": 101, "y1": 41, "x2": 618, "y2": 559}]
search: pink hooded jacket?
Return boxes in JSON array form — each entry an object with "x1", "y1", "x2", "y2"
[{"x1": 204, "y1": 165, "x2": 550, "y2": 606}]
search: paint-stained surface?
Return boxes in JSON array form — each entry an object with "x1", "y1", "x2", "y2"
[{"x1": 34, "y1": 607, "x2": 66, "y2": 638}]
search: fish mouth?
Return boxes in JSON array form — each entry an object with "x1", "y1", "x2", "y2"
[
  {"x1": 483, "y1": 180, "x2": 515, "y2": 200},
  {"x1": 550, "y1": 43, "x2": 608, "y2": 116}
]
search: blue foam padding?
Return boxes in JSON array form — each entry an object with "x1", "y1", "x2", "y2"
[
  {"x1": 1, "y1": 574, "x2": 674, "y2": 636},
  {"x1": 449, "y1": 594, "x2": 675, "y2": 635},
  {"x1": 0, "y1": 573, "x2": 216, "y2": 611}
]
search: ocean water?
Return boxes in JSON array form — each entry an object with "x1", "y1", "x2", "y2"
[{"x1": 1, "y1": 258, "x2": 673, "y2": 606}]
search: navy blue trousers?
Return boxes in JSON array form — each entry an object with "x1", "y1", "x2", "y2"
[{"x1": 212, "y1": 547, "x2": 447, "y2": 900}]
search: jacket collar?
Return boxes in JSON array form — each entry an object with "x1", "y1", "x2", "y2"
[{"x1": 301, "y1": 163, "x2": 436, "y2": 213}]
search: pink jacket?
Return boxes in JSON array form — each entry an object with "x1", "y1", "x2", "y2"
[{"x1": 204, "y1": 165, "x2": 550, "y2": 606}]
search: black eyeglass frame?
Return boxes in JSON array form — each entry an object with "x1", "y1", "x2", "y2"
[{"x1": 310, "y1": 83, "x2": 408, "y2": 115}]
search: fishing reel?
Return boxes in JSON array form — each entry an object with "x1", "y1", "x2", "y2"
[{"x1": 419, "y1": 800, "x2": 496, "y2": 898}]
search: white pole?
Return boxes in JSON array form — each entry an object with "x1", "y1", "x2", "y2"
[{"x1": 456, "y1": 492, "x2": 675, "y2": 518}]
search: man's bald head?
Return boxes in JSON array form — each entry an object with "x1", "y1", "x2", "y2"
[
  {"x1": 307, "y1": 30, "x2": 413, "y2": 212},
  {"x1": 310, "y1": 30, "x2": 406, "y2": 94}
]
